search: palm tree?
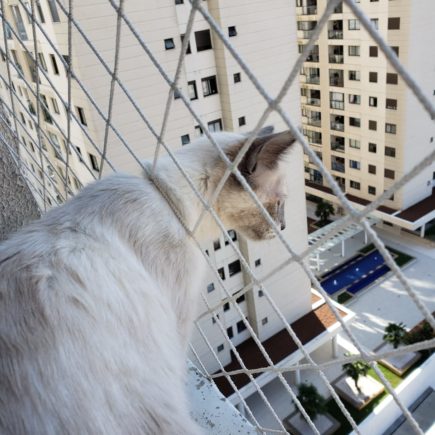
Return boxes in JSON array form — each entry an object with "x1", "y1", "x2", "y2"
[
  {"x1": 315, "y1": 200, "x2": 335, "y2": 225},
  {"x1": 383, "y1": 322, "x2": 408, "y2": 349},
  {"x1": 296, "y1": 383, "x2": 327, "y2": 421},
  {"x1": 342, "y1": 358, "x2": 370, "y2": 393}
]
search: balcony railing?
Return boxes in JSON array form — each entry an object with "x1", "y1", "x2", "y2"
[
  {"x1": 307, "y1": 118, "x2": 321, "y2": 127},
  {"x1": 306, "y1": 53, "x2": 320, "y2": 62},
  {"x1": 300, "y1": 5, "x2": 317, "y2": 15},
  {"x1": 307, "y1": 97, "x2": 321, "y2": 106},
  {"x1": 331, "y1": 142, "x2": 344, "y2": 152},
  {"x1": 328, "y1": 30, "x2": 343, "y2": 39},
  {"x1": 330, "y1": 101, "x2": 344, "y2": 110},
  {"x1": 298, "y1": 30, "x2": 315, "y2": 39},
  {"x1": 329, "y1": 77, "x2": 344, "y2": 87},
  {"x1": 330, "y1": 121, "x2": 344, "y2": 131},
  {"x1": 306, "y1": 75, "x2": 320, "y2": 84},
  {"x1": 331, "y1": 162, "x2": 345, "y2": 173},
  {"x1": 329, "y1": 54, "x2": 344, "y2": 64}
]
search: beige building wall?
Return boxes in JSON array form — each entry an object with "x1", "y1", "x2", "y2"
[{"x1": 299, "y1": 0, "x2": 435, "y2": 216}]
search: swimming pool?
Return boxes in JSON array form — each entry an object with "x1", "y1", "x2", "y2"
[{"x1": 321, "y1": 250, "x2": 390, "y2": 295}]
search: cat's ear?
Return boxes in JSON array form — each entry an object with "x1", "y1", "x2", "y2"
[{"x1": 239, "y1": 130, "x2": 296, "y2": 176}]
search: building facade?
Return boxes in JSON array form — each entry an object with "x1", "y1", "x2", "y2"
[{"x1": 298, "y1": 0, "x2": 435, "y2": 235}]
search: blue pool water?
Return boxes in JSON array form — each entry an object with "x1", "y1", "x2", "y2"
[{"x1": 321, "y1": 250, "x2": 390, "y2": 295}]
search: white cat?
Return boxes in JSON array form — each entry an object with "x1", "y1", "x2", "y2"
[{"x1": 0, "y1": 129, "x2": 295, "y2": 434}]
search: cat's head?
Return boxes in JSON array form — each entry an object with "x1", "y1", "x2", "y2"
[{"x1": 212, "y1": 128, "x2": 297, "y2": 241}]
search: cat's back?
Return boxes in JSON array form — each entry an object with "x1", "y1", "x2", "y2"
[{"x1": 0, "y1": 173, "x2": 194, "y2": 435}]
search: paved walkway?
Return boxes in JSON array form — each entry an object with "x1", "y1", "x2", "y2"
[{"x1": 342, "y1": 228, "x2": 435, "y2": 351}]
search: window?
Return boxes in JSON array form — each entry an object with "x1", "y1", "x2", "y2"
[
  {"x1": 181, "y1": 134, "x2": 190, "y2": 146},
  {"x1": 386, "y1": 98, "x2": 397, "y2": 110},
  {"x1": 330, "y1": 91, "x2": 344, "y2": 110},
  {"x1": 233, "y1": 73, "x2": 241, "y2": 83},
  {"x1": 370, "y1": 18, "x2": 379, "y2": 29},
  {"x1": 75, "y1": 146, "x2": 83, "y2": 162},
  {"x1": 218, "y1": 267, "x2": 225, "y2": 280},
  {"x1": 368, "y1": 143, "x2": 377, "y2": 153},
  {"x1": 255, "y1": 258, "x2": 261, "y2": 267},
  {"x1": 49, "y1": 54, "x2": 59, "y2": 75},
  {"x1": 208, "y1": 119, "x2": 222, "y2": 132},
  {"x1": 164, "y1": 38, "x2": 175, "y2": 50},
  {"x1": 236, "y1": 294, "x2": 245, "y2": 304},
  {"x1": 386, "y1": 73, "x2": 398, "y2": 84},
  {"x1": 223, "y1": 302, "x2": 230, "y2": 312},
  {"x1": 348, "y1": 94, "x2": 360, "y2": 105},
  {"x1": 207, "y1": 283, "x2": 215, "y2": 293},
  {"x1": 11, "y1": 6, "x2": 28, "y2": 40},
  {"x1": 348, "y1": 19, "x2": 360, "y2": 30},
  {"x1": 348, "y1": 45, "x2": 360, "y2": 56},
  {"x1": 348, "y1": 70, "x2": 360, "y2": 81},
  {"x1": 349, "y1": 139, "x2": 360, "y2": 149},
  {"x1": 51, "y1": 97, "x2": 60, "y2": 114},
  {"x1": 213, "y1": 239, "x2": 221, "y2": 250},
  {"x1": 349, "y1": 117, "x2": 360, "y2": 127},
  {"x1": 187, "y1": 80, "x2": 197, "y2": 100},
  {"x1": 180, "y1": 34, "x2": 191, "y2": 54},
  {"x1": 89, "y1": 153, "x2": 99, "y2": 172},
  {"x1": 349, "y1": 159, "x2": 360, "y2": 170},
  {"x1": 217, "y1": 344, "x2": 224, "y2": 352},
  {"x1": 368, "y1": 120, "x2": 377, "y2": 131},
  {"x1": 76, "y1": 106, "x2": 87, "y2": 126},
  {"x1": 368, "y1": 164, "x2": 376, "y2": 174},
  {"x1": 385, "y1": 123, "x2": 397, "y2": 134},
  {"x1": 36, "y1": 1, "x2": 45, "y2": 23},
  {"x1": 258, "y1": 290, "x2": 264, "y2": 297},
  {"x1": 47, "y1": 0, "x2": 60, "y2": 22},
  {"x1": 385, "y1": 146, "x2": 396, "y2": 157},
  {"x1": 195, "y1": 125, "x2": 203, "y2": 137},
  {"x1": 369, "y1": 72, "x2": 378, "y2": 83},
  {"x1": 175, "y1": 0, "x2": 183, "y2": 4},
  {"x1": 350, "y1": 180, "x2": 360, "y2": 190},
  {"x1": 261, "y1": 317, "x2": 268, "y2": 326},
  {"x1": 228, "y1": 260, "x2": 241, "y2": 277},
  {"x1": 369, "y1": 96, "x2": 378, "y2": 107},
  {"x1": 368, "y1": 186, "x2": 376, "y2": 195},
  {"x1": 228, "y1": 26, "x2": 237, "y2": 37},
  {"x1": 237, "y1": 320, "x2": 247, "y2": 333},
  {"x1": 369, "y1": 46, "x2": 378, "y2": 57},
  {"x1": 391, "y1": 46, "x2": 399, "y2": 56},
  {"x1": 195, "y1": 29, "x2": 212, "y2": 51},
  {"x1": 388, "y1": 17, "x2": 400, "y2": 30},
  {"x1": 238, "y1": 116, "x2": 246, "y2": 127},
  {"x1": 225, "y1": 229, "x2": 237, "y2": 245},
  {"x1": 227, "y1": 327, "x2": 233, "y2": 339},
  {"x1": 384, "y1": 169, "x2": 395, "y2": 179},
  {"x1": 201, "y1": 75, "x2": 218, "y2": 97}
]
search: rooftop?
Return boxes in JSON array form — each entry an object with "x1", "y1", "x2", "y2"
[
  {"x1": 213, "y1": 302, "x2": 347, "y2": 397},
  {"x1": 396, "y1": 188, "x2": 435, "y2": 222}
]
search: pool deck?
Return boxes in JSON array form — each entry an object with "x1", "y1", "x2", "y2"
[{"x1": 343, "y1": 228, "x2": 435, "y2": 351}]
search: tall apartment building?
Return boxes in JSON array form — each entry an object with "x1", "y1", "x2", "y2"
[
  {"x1": 298, "y1": 0, "x2": 435, "y2": 236},
  {"x1": 0, "y1": 0, "x2": 353, "y2": 416}
]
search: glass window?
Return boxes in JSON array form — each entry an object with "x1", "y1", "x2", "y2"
[
  {"x1": 195, "y1": 29, "x2": 212, "y2": 51},
  {"x1": 47, "y1": 0, "x2": 60, "y2": 22}
]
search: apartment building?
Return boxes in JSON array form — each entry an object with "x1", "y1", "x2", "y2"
[
  {"x1": 0, "y1": 0, "x2": 353, "y2": 412},
  {"x1": 298, "y1": 0, "x2": 435, "y2": 236}
]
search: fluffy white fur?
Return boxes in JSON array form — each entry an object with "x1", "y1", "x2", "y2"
[{"x1": 0, "y1": 131, "x2": 294, "y2": 435}]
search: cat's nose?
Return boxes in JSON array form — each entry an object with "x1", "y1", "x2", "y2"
[{"x1": 281, "y1": 223, "x2": 286, "y2": 231}]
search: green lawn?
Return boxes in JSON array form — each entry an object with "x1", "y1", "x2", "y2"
[
  {"x1": 337, "y1": 292, "x2": 353, "y2": 304},
  {"x1": 326, "y1": 357, "x2": 427, "y2": 434}
]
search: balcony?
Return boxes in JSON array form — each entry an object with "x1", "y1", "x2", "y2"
[
  {"x1": 298, "y1": 29, "x2": 316, "y2": 40},
  {"x1": 329, "y1": 70, "x2": 344, "y2": 87},
  {"x1": 306, "y1": 53, "x2": 320, "y2": 62},
  {"x1": 307, "y1": 115, "x2": 321, "y2": 127},
  {"x1": 330, "y1": 139, "x2": 345, "y2": 153},
  {"x1": 328, "y1": 30, "x2": 343, "y2": 39},
  {"x1": 328, "y1": 20, "x2": 343, "y2": 39},
  {"x1": 307, "y1": 97, "x2": 321, "y2": 106},
  {"x1": 330, "y1": 100, "x2": 344, "y2": 110},
  {"x1": 306, "y1": 74, "x2": 320, "y2": 84},
  {"x1": 331, "y1": 156, "x2": 345, "y2": 173},
  {"x1": 330, "y1": 116, "x2": 344, "y2": 132},
  {"x1": 329, "y1": 54, "x2": 344, "y2": 64}
]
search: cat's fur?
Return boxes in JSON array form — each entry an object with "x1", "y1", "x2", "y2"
[{"x1": 0, "y1": 129, "x2": 296, "y2": 435}]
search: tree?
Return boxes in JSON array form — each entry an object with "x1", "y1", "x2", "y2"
[
  {"x1": 296, "y1": 383, "x2": 327, "y2": 421},
  {"x1": 315, "y1": 200, "x2": 335, "y2": 225},
  {"x1": 383, "y1": 322, "x2": 408, "y2": 349},
  {"x1": 342, "y1": 358, "x2": 370, "y2": 393}
]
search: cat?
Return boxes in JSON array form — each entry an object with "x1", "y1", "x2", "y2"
[{"x1": 0, "y1": 128, "x2": 296, "y2": 435}]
